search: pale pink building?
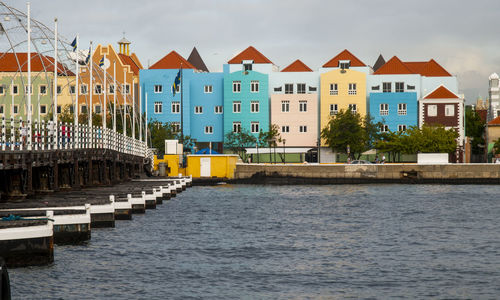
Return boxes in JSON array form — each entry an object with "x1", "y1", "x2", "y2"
[{"x1": 270, "y1": 60, "x2": 319, "y2": 147}]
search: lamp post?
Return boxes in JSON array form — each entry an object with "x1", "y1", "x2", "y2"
[{"x1": 283, "y1": 139, "x2": 286, "y2": 164}]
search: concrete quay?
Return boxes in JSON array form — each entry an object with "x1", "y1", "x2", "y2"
[{"x1": 231, "y1": 163, "x2": 500, "y2": 184}]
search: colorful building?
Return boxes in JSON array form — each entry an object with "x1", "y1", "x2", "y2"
[
  {"x1": 319, "y1": 50, "x2": 368, "y2": 149},
  {"x1": 269, "y1": 59, "x2": 319, "y2": 147},
  {"x1": 140, "y1": 48, "x2": 224, "y2": 150},
  {"x1": 223, "y1": 46, "x2": 271, "y2": 140}
]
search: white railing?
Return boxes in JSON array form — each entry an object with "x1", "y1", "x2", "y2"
[{"x1": 0, "y1": 116, "x2": 148, "y2": 157}]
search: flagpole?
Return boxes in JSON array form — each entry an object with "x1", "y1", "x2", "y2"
[
  {"x1": 53, "y1": 17, "x2": 58, "y2": 149},
  {"x1": 180, "y1": 63, "x2": 183, "y2": 147},
  {"x1": 145, "y1": 92, "x2": 148, "y2": 147},
  {"x1": 75, "y1": 34, "x2": 79, "y2": 148},
  {"x1": 139, "y1": 85, "x2": 142, "y2": 142},
  {"x1": 113, "y1": 61, "x2": 116, "y2": 132},
  {"x1": 27, "y1": 2, "x2": 31, "y2": 150},
  {"x1": 103, "y1": 53, "x2": 107, "y2": 130},
  {"x1": 123, "y1": 68, "x2": 126, "y2": 137}
]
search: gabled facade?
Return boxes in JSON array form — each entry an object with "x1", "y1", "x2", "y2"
[
  {"x1": 223, "y1": 46, "x2": 271, "y2": 140},
  {"x1": 320, "y1": 50, "x2": 368, "y2": 146},
  {"x1": 269, "y1": 59, "x2": 318, "y2": 147},
  {"x1": 141, "y1": 49, "x2": 224, "y2": 146},
  {"x1": 419, "y1": 85, "x2": 464, "y2": 151}
]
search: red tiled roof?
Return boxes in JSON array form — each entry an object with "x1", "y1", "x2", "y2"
[
  {"x1": 374, "y1": 57, "x2": 452, "y2": 77},
  {"x1": 0, "y1": 52, "x2": 74, "y2": 75},
  {"x1": 119, "y1": 53, "x2": 141, "y2": 75},
  {"x1": 228, "y1": 46, "x2": 273, "y2": 64},
  {"x1": 488, "y1": 115, "x2": 500, "y2": 125},
  {"x1": 281, "y1": 59, "x2": 313, "y2": 72},
  {"x1": 374, "y1": 56, "x2": 413, "y2": 74},
  {"x1": 322, "y1": 49, "x2": 366, "y2": 68},
  {"x1": 149, "y1": 51, "x2": 195, "y2": 70},
  {"x1": 424, "y1": 86, "x2": 459, "y2": 99}
]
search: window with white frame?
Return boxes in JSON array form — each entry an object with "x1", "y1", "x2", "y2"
[
  {"x1": 339, "y1": 61, "x2": 350, "y2": 69},
  {"x1": 81, "y1": 105, "x2": 87, "y2": 114},
  {"x1": 398, "y1": 103, "x2": 407, "y2": 115},
  {"x1": 94, "y1": 84, "x2": 102, "y2": 94},
  {"x1": 395, "y1": 82, "x2": 404, "y2": 93},
  {"x1": 379, "y1": 103, "x2": 389, "y2": 115},
  {"x1": 244, "y1": 63, "x2": 252, "y2": 71},
  {"x1": 285, "y1": 83, "x2": 294, "y2": 94},
  {"x1": 274, "y1": 86, "x2": 282, "y2": 92},
  {"x1": 251, "y1": 122, "x2": 259, "y2": 133},
  {"x1": 282, "y1": 125, "x2": 289, "y2": 133},
  {"x1": 380, "y1": 124, "x2": 389, "y2": 132},
  {"x1": 428, "y1": 105, "x2": 437, "y2": 117},
  {"x1": 214, "y1": 106, "x2": 223, "y2": 114},
  {"x1": 250, "y1": 101, "x2": 259, "y2": 113},
  {"x1": 371, "y1": 85, "x2": 380, "y2": 91},
  {"x1": 330, "y1": 104, "x2": 338, "y2": 115},
  {"x1": 94, "y1": 105, "x2": 101, "y2": 114},
  {"x1": 250, "y1": 81, "x2": 259, "y2": 93},
  {"x1": 12, "y1": 85, "x2": 18, "y2": 95},
  {"x1": 407, "y1": 85, "x2": 415, "y2": 90},
  {"x1": 107, "y1": 84, "x2": 114, "y2": 94},
  {"x1": 233, "y1": 101, "x2": 241, "y2": 113},
  {"x1": 349, "y1": 104, "x2": 357, "y2": 113},
  {"x1": 13, "y1": 105, "x2": 18, "y2": 114},
  {"x1": 281, "y1": 100, "x2": 290, "y2": 112},
  {"x1": 154, "y1": 85, "x2": 163, "y2": 93},
  {"x1": 330, "y1": 83, "x2": 338, "y2": 95},
  {"x1": 383, "y1": 82, "x2": 391, "y2": 93},
  {"x1": 81, "y1": 84, "x2": 88, "y2": 95},
  {"x1": 299, "y1": 101, "x2": 307, "y2": 112},
  {"x1": 233, "y1": 81, "x2": 241, "y2": 93},
  {"x1": 40, "y1": 105, "x2": 47, "y2": 114},
  {"x1": 233, "y1": 121, "x2": 241, "y2": 133},
  {"x1": 398, "y1": 124, "x2": 407, "y2": 132},
  {"x1": 57, "y1": 85, "x2": 62, "y2": 95},
  {"x1": 154, "y1": 102, "x2": 162, "y2": 114},
  {"x1": 204, "y1": 85, "x2": 213, "y2": 93},
  {"x1": 195, "y1": 106, "x2": 203, "y2": 114},
  {"x1": 0, "y1": 104, "x2": 4, "y2": 115},
  {"x1": 172, "y1": 101, "x2": 180, "y2": 114},
  {"x1": 25, "y1": 85, "x2": 32, "y2": 95},
  {"x1": 445, "y1": 104, "x2": 455, "y2": 116},
  {"x1": 205, "y1": 126, "x2": 213, "y2": 134},
  {"x1": 297, "y1": 83, "x2": 306, "y2": 94},
  {"x1": 70, "y1": 85, "x2": 76, "y2": 94},
  {"x1": 0, "y1": 85, "x2": 4, "y2": 95},
  {"x1": 348, "y1": 83, "x2": 357, "y2": 95},
  {"x1": 39, "y1": 85, "x2": 47, "y2": 95},
  {"x1": 123, "y1": 84, "x2": 130, "y2": 95},
  {"x1": 299, "y1": 125, "x2": 307, "y2": 133},
  {"x1": 172, "y1": 122, "x2": 180, "y2": 133},
  {"x1": 57, "y1": 105, "x2": 62, "y2": 114}
]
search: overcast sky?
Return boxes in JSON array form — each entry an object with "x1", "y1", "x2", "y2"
[{"x1": 5, "y1": 0, "x2": 500, "y2": 103}]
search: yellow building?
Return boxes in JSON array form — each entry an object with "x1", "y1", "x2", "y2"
[{"x1": 320, "y1": 49, "x2": 368, "y2": 146}]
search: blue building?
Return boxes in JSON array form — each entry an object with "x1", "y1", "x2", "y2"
[{"x1": 140, "y1": 49, "x2": 224, "y2": 150}]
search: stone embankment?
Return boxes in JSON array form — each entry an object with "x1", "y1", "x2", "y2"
[{"x1": 232, "y1": 164, "x2": 500, "y2": 184}]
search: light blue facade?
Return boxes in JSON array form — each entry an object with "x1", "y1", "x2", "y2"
[
  {"x1": 140, "y1": 69, "x2": 224, "y2": 143},
  {"x1": 223, "y1": 66, "x2": 269, "y2": 139},
  {"x1": 369, "y1": 92, "x2": 418, "y2": 132}
]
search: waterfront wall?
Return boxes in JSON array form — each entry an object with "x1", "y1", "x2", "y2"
[{"x1": 232, "y1": 163, "x2": 500, "y2": 184}]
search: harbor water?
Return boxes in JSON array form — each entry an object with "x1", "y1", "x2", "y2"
[{"x1": 9, "y1": 184, "x2": 500, "y2": 299}]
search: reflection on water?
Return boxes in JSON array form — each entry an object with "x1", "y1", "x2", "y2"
[{"x1": 9, "y1": 184, "x2": 500, "y2": 299}]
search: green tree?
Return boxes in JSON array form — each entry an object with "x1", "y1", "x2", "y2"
[
  {"x1": 493, "y1": 137, "x2": 500, "y2": 156},
  {"x1": 465, "y1": 108, "x2": 485, "y2": 154},
  {"x1": 321, "y1": 109, "x2": 381, "y2": 159},
  {"x1": 148, "y1": 121, "x2": 177, "y2": 155},
  {"x1": 224, "y1": 129, "x2": 256, "y2": 162}
]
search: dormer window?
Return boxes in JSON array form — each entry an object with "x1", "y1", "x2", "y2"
[
  {"x1": 339, "y1": 60, "x2": 350, "y2": 70},
  {"x1": 243, "y1": 60, "x2": 253, "y2": 71}
]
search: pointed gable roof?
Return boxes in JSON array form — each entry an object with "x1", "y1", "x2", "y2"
[
  {"x1": 322, "y1": 49, "x2": 366, "y2": 68},
  {"x1": 118, "y1": 53, "x2": 142, "y2": 75},
  {"x1": 0, "y1": 52, "x2": 74, "y2": 75},
  {"x1": 374, "y1": 56, "x2": 413, "y2": 75},
  {"x1": 149, "y1": 51, "x2": 195, "y2": 70},
  {"x1": 372, "y1": 54, "x2": 386, "y2": 72},
  {"x1": 488, "y1": 115, "x2": 500, "y2": 125},
  {"x1": 228, "y1": 46, "x2": 273, "y2": 64},
  {"x1": 405, "y1": 59, "x2": 451, "y2": 77},
  {"x1": 281, "y1": 59, "x2": 313, "y2": 72},
  {"x1": 424, "y1": 86, "x2": 459, "y2": 99},
  {"x1": 187, "y1": 47, "x2": 209, "y2": 72}
]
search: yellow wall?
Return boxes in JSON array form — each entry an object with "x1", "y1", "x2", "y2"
[
  {"x1": 153, "y1": 154, "x2": 179, "y2": 176},
  {"x1": 320, "y1": 69, "x2": 367, "y2": 145},
  {"x1": 186, "y1": 155, "x2": 238, "y2": 178}
]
